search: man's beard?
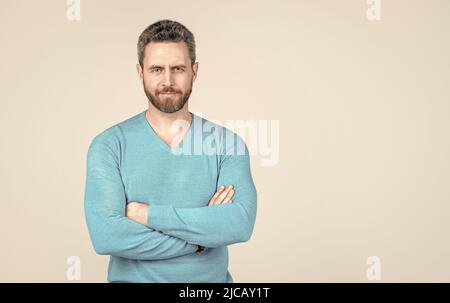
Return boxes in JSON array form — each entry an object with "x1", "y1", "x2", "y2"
[{"x1": 143, "y1": 80, "x2": 193, "y2": 114}]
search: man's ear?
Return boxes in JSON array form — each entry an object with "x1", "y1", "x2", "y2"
[
  {"x1": 136, "y1": 63, "x2": 143, "y2": 80},
  {"x1": 192, "y1": 62, "x2": 199, "y2": 82}
]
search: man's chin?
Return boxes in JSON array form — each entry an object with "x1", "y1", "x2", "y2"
[
  {"x1": 155, "y1": 102, "x2": 184, "y2": 114},
  {"x1": 159, "y1": 107, "x2": 179, "y2": 114}
]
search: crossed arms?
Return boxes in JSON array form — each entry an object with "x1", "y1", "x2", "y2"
[{"x1": 84, "y1": 132, "x2": 257, "y2": 261}]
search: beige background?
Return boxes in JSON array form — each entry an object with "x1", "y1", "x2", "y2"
[{"x1": 1, "y1": 0, "x2": 449, "y2": 282}]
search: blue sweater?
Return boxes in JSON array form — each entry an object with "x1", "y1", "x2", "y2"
[{"x1": 84, "y1": 110, "x2": 257, "y2": 282}]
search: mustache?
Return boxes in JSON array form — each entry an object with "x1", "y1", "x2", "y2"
[{"x1": 159, "y1": 88, "x2": 180, "y2": 94}]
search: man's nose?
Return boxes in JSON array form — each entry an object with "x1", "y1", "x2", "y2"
[{"x1": 162, "y1": 70, "x2": 173, "y2": 87}]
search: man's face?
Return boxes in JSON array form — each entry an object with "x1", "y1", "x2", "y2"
[{"x1": 137, "y1": 41, "x2": 198, "y2": 114}]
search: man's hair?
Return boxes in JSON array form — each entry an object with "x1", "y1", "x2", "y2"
[{"x1": 137, "y1": 19, "x2": 196, "y2": 68}]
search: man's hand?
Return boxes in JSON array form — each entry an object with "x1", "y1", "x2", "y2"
[
  {"x1": 126, "y1": 202, "x2": 149, "y2": 225},
  {"x1": 208, "y1": 185, "x2": 235, "y2": 206}
]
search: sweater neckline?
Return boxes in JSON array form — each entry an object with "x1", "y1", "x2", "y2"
[{"x1": 139, "y1": 109, "x2": 195, "y2": 154}]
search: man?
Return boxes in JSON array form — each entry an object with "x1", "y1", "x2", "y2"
[{"x1": 84, "y1": 20, "x2": 257, "y2": 283}]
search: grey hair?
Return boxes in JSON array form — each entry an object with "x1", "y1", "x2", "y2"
[{"x1": 137, "y1": 19, "x2": 196, "y2": 68}]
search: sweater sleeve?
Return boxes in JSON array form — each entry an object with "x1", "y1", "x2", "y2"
[
  {"x1": 84, "y1": 130, "x2": 198, "y2": 260},
  {"x1": 146, "y1": 135, "x2": 257, "y2": 248}
]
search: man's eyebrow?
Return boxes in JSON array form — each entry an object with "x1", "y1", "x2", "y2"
[{"x1": 147, "y1": 64, "x2": 187, "y2": 70}]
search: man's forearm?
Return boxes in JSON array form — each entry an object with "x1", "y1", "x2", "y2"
[{"x1": 146, "y1": 197, "x2": 256, "y2": 248}]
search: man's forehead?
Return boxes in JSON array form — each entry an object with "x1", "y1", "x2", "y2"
[{"x1": 145, "y1": 41, "x2": 189, "y2": 62}]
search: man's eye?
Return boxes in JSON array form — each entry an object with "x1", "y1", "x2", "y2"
[
  {"x1": 151, "y1": 69, "x2": 161, "y2": 73},
  {"x1": 174, "y1": 67, "x2": 184, "y2": 72}
]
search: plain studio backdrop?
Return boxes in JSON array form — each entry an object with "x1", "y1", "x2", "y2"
[{"x1": 1, "y1": 0, "x2": 449, "y2": 282}]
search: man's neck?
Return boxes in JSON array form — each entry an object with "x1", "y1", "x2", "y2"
[{"x1": 145, "y1": 104, "x2": 192, "y2": 141}]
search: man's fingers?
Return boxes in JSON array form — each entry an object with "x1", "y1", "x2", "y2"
[
  {"x1": 208, "y1": 186, "x2": 225, "y2": 206},
  {"x1": 216, "y1": 185, "x2": 233, "y2": 204},
  {"x1": 222, "y1": 189, "x2": 235, "y2": 204},
  {"x1": 208, "y1": 185, "x2": 236, "y2": 206},
  {"x1": 213, "y1": 186, "x2": 231, "y2": 205}
]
